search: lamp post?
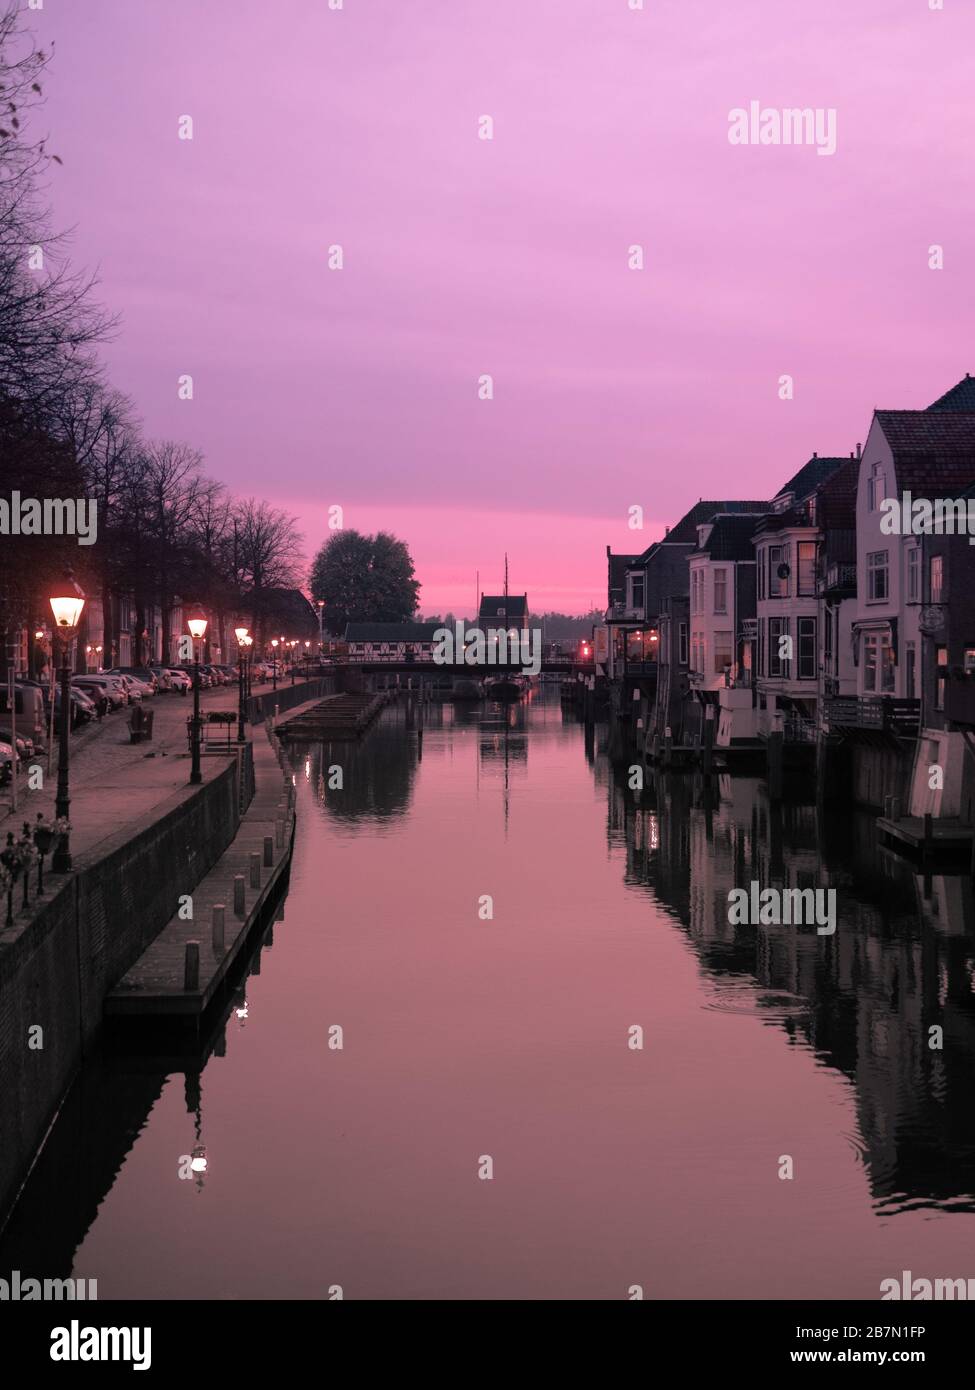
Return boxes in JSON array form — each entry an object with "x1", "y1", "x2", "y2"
[
  {"x1": 188, "y1": 610, "x2": 208, "y2": 785},
  {"x1": 271, "y1": 639, "x2": 278, "y2": 691},
  {"x1": 290, "y1": 640, "x2": 297, "y2": 685},
  {"x1": 50, "y1": 578, "x2": 85, "y2": 873},
  {"x1": 235, "y1": 626, "x2": 249, "y2": 743},
  {"x1": 317, "y1": 600, "x2": 325, "y2": 653}
]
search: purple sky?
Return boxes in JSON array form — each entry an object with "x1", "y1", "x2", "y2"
[{"x1": 35, "y1": 0, "x2": 975, "y2": 614}]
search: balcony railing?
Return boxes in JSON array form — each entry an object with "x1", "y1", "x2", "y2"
[
  {"x1": 824, "y1": 696, "x2": 920, "y2": 738},
  {"x1": 820, "y1": 562, "x2": 857, "y2": 596},
  {"x1": 608, "y1": 602, "x2": 646, "y2": 622}
]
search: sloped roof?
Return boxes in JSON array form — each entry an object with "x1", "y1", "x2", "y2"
[
  {"x1": 927, "y1": 374, "x2": 975, "y2": 412},
  {"x1": 814, "y1": 456, "x2": 859, "y2": 530},
  {"x1": 478, "y1": 594, "x2": 527, "y2": 620},
  {"x1": 664, "y1": 499, "x2": 773, "y2": 546},
  {"x1": 875, "y1": 411, "x2": 975, "y2": 496},
  {"x1": 694, "y1": 512, "x2": 769, "y2": 560},
  {"x1": 776, "y1": 456, "x2": 847, "y2": 502},
  {"x1": 345, "y1": 622, "x2": 443, "y2": 642}
]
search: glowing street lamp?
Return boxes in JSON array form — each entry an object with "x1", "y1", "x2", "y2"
[
  {"x1": 187, "y1": 610, "x2": 208, "y2": 785},
  {"x1": 234, "y1": 627, "x2": 249, "y2": 743},
  {"x1": 49, "y1": 576, "x2": 85, "y2": 872}
]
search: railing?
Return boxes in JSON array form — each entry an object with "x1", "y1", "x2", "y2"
[
  {"x1": 821, "y1": 562, "x2": 856, "y2": 594},
  {"x1": 824, "y1": 696, "x2": 920, "y2": 737},
  {"x1": 608, "y1": 603, "x2": 646, "y2": 621},
  {"x1": 782, "y1": 711, "x2": 817, "y2": 743}
]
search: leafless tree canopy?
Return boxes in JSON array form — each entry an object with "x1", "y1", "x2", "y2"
[{"x1": 0, "y1": 3, "x2": 304, "y2": 668}]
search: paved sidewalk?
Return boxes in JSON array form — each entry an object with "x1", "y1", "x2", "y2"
[{"x1": 0, "y1": 680, "x2": 287, "y2": 863}]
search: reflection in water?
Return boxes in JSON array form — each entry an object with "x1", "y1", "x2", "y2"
[
  {"x1": 3, "y1": 690, "x2": 975, "y2": 1299},
  {"x1": 612, "y1": 768, "x2": 975, "y2": 1216}
]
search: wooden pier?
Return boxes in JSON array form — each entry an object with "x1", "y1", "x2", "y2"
[
  {"x1": 105, "y1": 726, "x2": 297, "y2": 1019},
  {"x1": 275, "y1": 690, "x2": 391, "y2": 741},
  {"x1": 876, "y1": 810, "x2": 974, "y2": 861}
]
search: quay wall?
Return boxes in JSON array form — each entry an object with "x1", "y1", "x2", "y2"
[
  {"x1": 246, "y1": 675, "x2": 336, "y2": 724},
  {"x1": 0, "y1": 748, "x2": 251, "y2": 1231}
]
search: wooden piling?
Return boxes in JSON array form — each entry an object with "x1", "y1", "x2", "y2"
[
  {"x1": 211, "y1": 904, "x2": 225, "y2": 955},
  {"x1": 233, "y1": 874, "x2": 245, "y2": 917},
  {"x1": 767, "y1": 728, "x2": 784, "y2": 801},
  {"x1": 249, "y1": 852, "x2": 261, "y2": 888},
  {"x1": 263, "y1": 835, "x2": 274, "y2": 867},
  {"x1": 183, "y1": 941, "x2": 200, "y2": 992}
]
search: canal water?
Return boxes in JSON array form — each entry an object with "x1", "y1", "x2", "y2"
[{"x1": 3, "y1": 689, "x2": 975, "y2": 1299}]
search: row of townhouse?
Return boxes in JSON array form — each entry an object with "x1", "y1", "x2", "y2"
[{"x1": 602, "y1": 372, "x2": 975, "y2": 813}]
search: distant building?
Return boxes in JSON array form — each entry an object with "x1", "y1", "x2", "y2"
[
  {"x1": 344, "y1": 621, "x2": 443, "y2": 662},
  {"x1": 478, "y1": 594, "x2": 528, "y2": 630}
]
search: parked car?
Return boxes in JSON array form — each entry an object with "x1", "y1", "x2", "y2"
[
  {"x1": 0, "y1": 737, "x2": 15, "y2": 783},
  {"x1": 0, "y1": 726, "x2": 34, "y2": 762},
  {"x1": 166, "y1": 668, "x2": 192, "y2": 692},
  {"x1": 149, "y1": 665, "x2": 173, "y2": 692},
  {"x1": 201, "y1": 664, "x2": 227, "y2": 686},
  {"x1": 73, "y1": 675, "x2": 124, "y2": 711},
  {"x1": 95, "y1": 673, "x2": 130, "y2": 705},
  {"x1": 106, "y1": 666, "x2": 158, "y2": 695},
  {"x1": 106, "y1": 669, "x2": 155, "y2": 701},
  {"x1": 109, "y1": 673, "x2": 143, "y2": 702}
]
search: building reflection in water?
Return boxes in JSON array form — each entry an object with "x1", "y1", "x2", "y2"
[{"x1": 607, "y1": 765, "x2": 975, "y2": 1214}]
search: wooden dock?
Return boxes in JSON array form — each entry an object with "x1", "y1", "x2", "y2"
[
  {"x1": 275, "y1": 690, "x2": 391, "y2": 741},
  {"x1": 876, "y1": 813, "x2": 974, "y2": 859},
  {"x1": 105, "y1": 726, "x2": 297, "y2": 1019}
]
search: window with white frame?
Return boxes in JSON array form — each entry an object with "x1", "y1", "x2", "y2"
[
  {"x1": 867, "y1": 550, "x2": 889, "y2": 602},
  {"x1": 768, "y1": 617, "x2": 790, "y2": 676},
  {"x1": 930, "y1": 554, "x2": 944, "y2": 604},
  {"x1": 907, "y1": 546, "x2": 920, "y2": 602},
  {"x1": 713, "y1": 568, "x2": 727, "y2": 614},
  {"x1": 714, "y1": 630, "x2": 733, "y2": 673},
  {"x1": 797, "y1": 541, "x2": 817, "y2": 596}
]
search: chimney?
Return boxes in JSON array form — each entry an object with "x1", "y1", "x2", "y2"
[
  {"x1": 856, "y1": 442, "x2": 862, "y2": 459},
  {"x1": 813, "y1": 451, "x2": 817, "y2": 458}
]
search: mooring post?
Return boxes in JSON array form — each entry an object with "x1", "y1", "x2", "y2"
[
  {"x1": 767, "y1": 711, "x2": 783, "y2": 801},
  {"x1": 212, "y1": 904, "x2": 225, "y2": 955},
  {"x1": 234, "y1": 874, "x2": 245, "y2": 917},
  {"x1": 890, "y1": 796, "x2": 901, "y2": 823},
  {"x1": 249, "y1": 852, "x2": 261, "y2": 888},
  {"x1": 702, "y1": 704, "x2": 715, "y2": 777},
  {"x1": 183, "y1": 940, "x2": 200, "y2": 992},
  {"x1": 923, "y1": 812, "x2": 933, "y2": 868},
  {"x1": 275, "y1": 816, "x2": 285, "y2": 848},
  {"x1": 263, "y1": 835, "x2": 273, "y2": 867}
]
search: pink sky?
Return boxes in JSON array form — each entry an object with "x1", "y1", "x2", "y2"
[{"x1": 34, "y1": 0, "x2": 975, "y2": 614}]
